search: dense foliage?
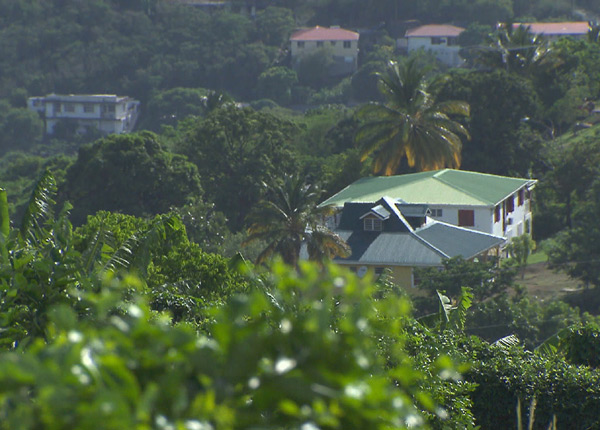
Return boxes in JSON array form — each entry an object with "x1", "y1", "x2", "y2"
[{"x1": 2, "y1": 0, "x2": 600, "y2": 427}]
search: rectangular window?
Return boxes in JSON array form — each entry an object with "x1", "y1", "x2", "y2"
[
  {"x1": 64, "y1": 104, "x2": 75, "y2": 112},
  {"x1": 430, "y1": 209, "x2": 443, "y2": 217},
  {"x1": 458, "y1": 210, "x2": 474, "y2": 227},
  {"x1": 506, "y1": 195, "x2": 515, "y2": 213},
  {"x1": 102, "y1": 104, "x2": 116, "y2": 113},
  {"x1": 494, "y1": 205, "x2": 501, "y2": 223},
  {"x1": 53, "y1": 102, "x2": 61, "y2": 113},
  {"x1": 518, "y1": 189, "x2": 524, "y2": 206},
  {"x1": 431, "y1": 37, "x2": 445, "y2": 45},
  {"x1": 83, "y1": 104, "x2": 95, "y2": 113},
  {"x1": 297, "y1": 41, "x2": 305, "y2": 48},
  {"x1": 316, "y1": 41, "x2": 323, "y2": 47},
  {"x1": 374, "y1": 267, "x2": 384, "y2": 275},
  {"x1": 330, "y1": 41, "x2": 336, "y2": 46},
  {"x1": 343, "y1": 40, "x2": 351, "y2": 48},
  {"x1": 412, "y1": 269, "x2": 421, "y2": 288},
  {"x1": 364, "y1": 217, "x2": 382, "y2": 231}
]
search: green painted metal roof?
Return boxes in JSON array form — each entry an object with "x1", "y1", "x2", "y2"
[{"x1": 320, "y1": 169, "x2": 536, "y2": 207}]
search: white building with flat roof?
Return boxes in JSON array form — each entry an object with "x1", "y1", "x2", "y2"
[{"x1": 28, "y1": 94, "x2": 140, "y2": 136}]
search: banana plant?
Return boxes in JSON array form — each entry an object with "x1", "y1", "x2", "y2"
[
  {"x1": 418, "y1": 286, "x2": 473, "y2": 332},
  {"x1": 0, "y1": 172, "x2": 186, "y2": 348}
]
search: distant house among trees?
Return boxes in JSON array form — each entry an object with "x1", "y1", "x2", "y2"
[
  {"x1": 403, "y1": 24, "x2": 465, "y2": 67},
  {"x1": 290, "y1": 26, "x2": 360, "y2": 76},
  {"x1": 507, "y1": 21, "x2": 590, "y2": 41},
  {"x1": 326, "y1": 196, "x2": 505, "y2": 287},
  {"x1": 28, "y1": 94, "x2": 140, "y2": 136},
  {"x1": 320, "y1": 169, "x2": 537, "y2": 241}
]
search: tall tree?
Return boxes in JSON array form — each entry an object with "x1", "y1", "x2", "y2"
[
  {"x1": 475, "y1": 24, "x2": 555, "y2": 77},
  {"x1": 435, "y1": 69, "x2": 541, "y2": 176},
  {"x1": 244, "y1": 175, "x2": 349, "y2": 266},
  {"x1": 355, "y1": 58, "x2": 470, "y2": 175},
  {"x1": 174, "y1": 107, "x2": 298, "y2": 231},
  {"x1": 61, "y1": 131, "x2": 202, "y2": 225}
]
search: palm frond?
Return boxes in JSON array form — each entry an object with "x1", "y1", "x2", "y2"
[
  {"x1": 19, "y1": 170, "x2": 57, "y2": 245},
  {"x1": 494, "y1": 334, "x2": 520, "y2": 348}
]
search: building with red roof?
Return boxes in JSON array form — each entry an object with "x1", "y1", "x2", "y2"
[
  {"x1": 404, "y1": 24, "x2": 465, "y2": 67},
  {"x1": 290, "y1": 26, "x2": 360, "y2": 75}
]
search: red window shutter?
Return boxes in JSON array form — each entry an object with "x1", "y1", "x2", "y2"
[
  {"x1": 494, "y1": 205, "x2": 500, "y2": 223},
  {"x1": 458, "y1": 210, "x2": 474, "y2": 227},
  {"x1": 518, "y1": 189, "x2": 524, "y2": 206},
  {"x1": 507, "y1": 196, "x2": 515, "y2": 213}
]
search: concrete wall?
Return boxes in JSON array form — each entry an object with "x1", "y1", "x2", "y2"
[
  {"x1": 407, "y1": 37, "x2": 463, "y2": 67},
  {"x1": 426, "y1": 188, "x2": 533, "y2": 239},
  {"x1": 291, "y1": 39, "x2": 358, "y2": 73},
  {"x1": 338, "y1": 263, "x2": 418, "y2": 289}
]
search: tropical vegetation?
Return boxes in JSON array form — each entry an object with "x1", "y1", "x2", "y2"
[
  {"x1": 1, "y1": 0, "x2": 600, "y2": 427},
  {"x1": 356, "y1": 58, "x2": 470, "y2": 175}
]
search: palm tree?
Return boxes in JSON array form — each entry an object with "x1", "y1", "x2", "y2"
[
  {"x1": 244, "y1": 175, "x2": 350, "y2": 266},
  {"x1": 355, "y1": 58, "x2": 470, "y2": 175},
  {"x1": 476, "y1": 24, "x2": 555, "y2": 76}
]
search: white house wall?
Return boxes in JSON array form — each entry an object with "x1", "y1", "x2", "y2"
[
  {"x1": 29, "y1": 95, "x2": 140, "y2": 136},
  {"x1": 426, "y1": 205, "x2": 490, "y2": 233},
  {"x1": 407, "y1": 37, "x2": 463, "y2": 67},
  {"x1": 426, "y1": 188, "x2": 533, "y2": 240}
]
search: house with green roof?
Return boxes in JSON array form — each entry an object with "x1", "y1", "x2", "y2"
[
  {"x1": 320, "y1": 169, "x2": 537, "y2": 240},
  {"x1": 331, "y1": 197, "x2": 506, "y2": 287}
]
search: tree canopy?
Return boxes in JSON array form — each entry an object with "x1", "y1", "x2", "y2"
[
  {"x1": 61, "y1": 131, "x2": 202, "y2": 225},
  {"x1": 356, "y1": 58, "x2": 470, "y2": 175}
]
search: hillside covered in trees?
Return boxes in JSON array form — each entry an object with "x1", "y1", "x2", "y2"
[{"x1": 2, "y1": 0, "x2": 600, "y2": 428}]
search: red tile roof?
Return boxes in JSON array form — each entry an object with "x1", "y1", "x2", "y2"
[
  {"x1": 405, "y1": 24, "x2": 465, "y2": 38},
  {"x1": 513, "y1": 21, "x2": 590, "y2": 35},
  {"x1": 290, "y1": 26, "x2": 359, "y2": 41}
]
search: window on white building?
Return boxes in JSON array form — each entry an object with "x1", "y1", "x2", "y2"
[
  {"x1": 316, "y1": 41, "x2": 324, "y2": 47},
  {"x1": 64, "y1": 104, "x2": 75, "y2": 112},
  {"x1": 297, "y1": 41, "x2": 305, "y2": 48},
  {"x1": 430, "y1": 209, "x2": 443, "y2": 217},
  {"x1": 343, "y1": 40, "x2": 351, "y2": 48},
  {"x1": 83, "y1": 104, "x2": 95, "y2": 113}
]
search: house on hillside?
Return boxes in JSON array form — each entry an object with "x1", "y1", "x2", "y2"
[
  {"x1": 403, "y1": 24, "x2": 465, "y2": 67},
  {"x1": 320, "y1": 169, "x2": 537, "y2": 240},
  {"x1": 508, "y1": 21, "x2": 590, "y2": 41},
  {"x1": 28, "y1": 94, "x2": 140, "y2": 136},
  {"x1": 331, "y1": 196, "x2": 505, "y2": 287},
  {"x1": 290, "y1": 26, "x2": 360, "y2": 75}
]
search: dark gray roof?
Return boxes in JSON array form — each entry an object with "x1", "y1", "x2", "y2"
[
  {"x1": 338, "y1": 201, "x2": 412, "y2": 232},
  {"x1": 330, "y1": 199, "x2": 505, "y2": 267},
  {"x1": 414, "y1": 222, "x2": 505, "y2": 259},
  {"x1": 334, "y1": 231, "x2": 446, "y2": 266}
]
